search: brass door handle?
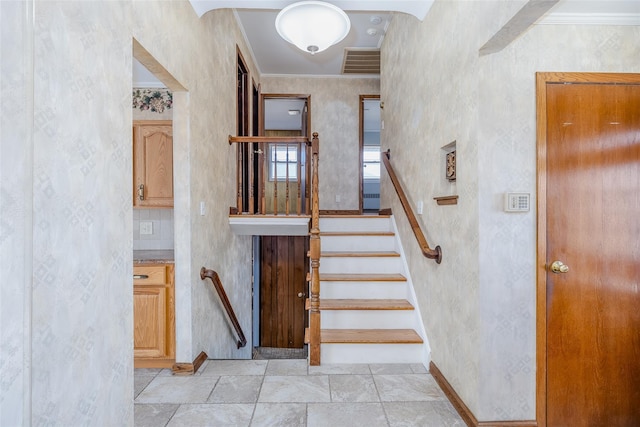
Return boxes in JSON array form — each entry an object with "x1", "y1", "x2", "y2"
[{"x1": 550, "y1": 260, "x2": 569, "y2": 274}]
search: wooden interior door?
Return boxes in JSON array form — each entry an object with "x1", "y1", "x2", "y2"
[
  {"x1": 539, "y1": 74, "x2": 640, "y2": 426},
  {"x1": 260, "y1": 236, "x2": 308, "y2": 348}
]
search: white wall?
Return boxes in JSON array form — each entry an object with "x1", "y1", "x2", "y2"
[
  {"x1": 1, "y1": 1, "x2": 34, "y2": 425},
  {"x1": 260, "y1": 76, "x2": 380, "y2": 211},
  {"x1": 381, "y1": 1, "x2": 640, "y2": 421},
  {"x1": 1, "y1": 1, "x2": 259, "y2": 424}
]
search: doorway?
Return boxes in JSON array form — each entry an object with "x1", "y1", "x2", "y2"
[
  {"x1": 253, "y1": 95, "x2": 311, "y2": 351},
  {"x1": 359, "y1": 95, "x2": 381, "y2": 213},
  {"x1": 536, "y1": 72, "x2": 640, "y2": 426},
  {"x1": 259, "y1": 236, "x2": 308, "y2": 348}
]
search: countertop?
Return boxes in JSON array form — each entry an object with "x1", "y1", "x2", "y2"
[{"x1": 133, "y1": 250, "x2": 174, "y2": 264}]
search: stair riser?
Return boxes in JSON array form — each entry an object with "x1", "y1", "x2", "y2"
[
  {"x1": 320, "y1": 343, "x2": 425, "y2": 364},
  {"x1": 320, "y1": 218, "x2": 391, "y2": 233},
  {"x1": 321, "y1": 235, "x2": 396, "y2": 252},
  {"x1": 321, "y1": 311, "x2": 417, "y2": 329},
  {"x1": 319, "y1": 257, "x2": 402, "y2": 274},
  {"x1": 320, "y1": 281, "x2": 409, "y2": 299}
]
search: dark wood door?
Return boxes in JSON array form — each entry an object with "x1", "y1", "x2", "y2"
[
  {"x1": 260, "y1": 236, "x2": 308, "y2": 348},
  {"x1": 544, "y1": 79, "x2": 640, "y2": 426}
]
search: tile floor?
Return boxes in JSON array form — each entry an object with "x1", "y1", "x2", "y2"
[{"x1": 134, "y1": 359, "x2": 464, "y2": 426}]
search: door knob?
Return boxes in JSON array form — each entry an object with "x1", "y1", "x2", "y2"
[
  {"x1": 550, "y1": 260, "x2": 569, "y2": 274},
  {"x1": 297, "y1": 292, "x2": 305, "y2": 298}
]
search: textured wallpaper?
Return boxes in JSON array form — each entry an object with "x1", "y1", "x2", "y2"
[
  {"x1": 260, "y1": 76, "x2": 380, "y2": 211},
  {"x1": 131, "y1": 4, "x2": 256, "y2": 363},
  {"x1": 1, "y1": 2, "x2": 32, "y2": 425},
  {"x1": 381, "y1": 2, "x2": 640, "y2": 421},
  {"x1": 29, "y1": 1, "x2": 134, "y2": 425},
  {"x1": 2, "y1": 1, "x2": 258, "y2": 424}
]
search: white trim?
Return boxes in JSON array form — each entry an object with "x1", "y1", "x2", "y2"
[
  {"x1": 390, "y1": 215, "x2": 432, "y2": 368},
  {"x1": 229, "y1": 216, "x2": 310, "y2": 235},
  {"x1": 538, "y1": 13, "x2": 640, "y2": 26},
  {"x1": 132, "y1": 81, "x2": 166, "y2": 89}
]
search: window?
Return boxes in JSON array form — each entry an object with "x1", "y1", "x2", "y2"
[
  {"x1": 269, "y1": 144, "x2": 298, "y2": 181},
  {"x1": 363, "y1": 146, "x2": 380, "y2": 180}
]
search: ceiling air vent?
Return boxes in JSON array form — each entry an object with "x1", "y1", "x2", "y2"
[{"x1": 341, "y1": 48, "x2": 380, "y2": 75}]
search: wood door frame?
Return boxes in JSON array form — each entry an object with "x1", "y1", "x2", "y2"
[
  {"x1": 535, "y1": 72, "x2": 640, "y2": 426},
  {"x1": 359, "y1": 94, "x2": 380, "y2": 213}
]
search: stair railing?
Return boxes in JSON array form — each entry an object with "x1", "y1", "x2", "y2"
[
  {"x1": 200, "y1": 267, "x2": 247, "y2": 348},
  {"x1": 228, "y1": 135, "x2": 312, "y2": 215},
  {"x1": 382, "y1": 149, "x2": 442, "y2": 264},
  {"x1": 308, "y1": 132, "x2": 321, "y2": 365}
]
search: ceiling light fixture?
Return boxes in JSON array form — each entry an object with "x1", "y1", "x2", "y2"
[{"x1": 275, "y1": 1, "x2": 351, "y2": 55}]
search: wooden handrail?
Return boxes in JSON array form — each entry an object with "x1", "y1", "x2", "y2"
[
  {"x1": 382, "y1": 150, "x2": 442, "y2": 264},
  {"x1": 228, "y1": 135, "x2": 311, "y2": 145},
  {"x1": 200, "y1": 267, "x2": 247, "y2": 349},
  {"x1": 308, "y1": 132, "x2": 321, "y2": 366}
]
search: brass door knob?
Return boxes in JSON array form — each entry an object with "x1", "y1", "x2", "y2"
[
  {"x1": 297, "y1": 292, "x2": 305, "y2": 298},
  {"x1": 550, "y1": 260, "x2": 569, "y2": 274}
]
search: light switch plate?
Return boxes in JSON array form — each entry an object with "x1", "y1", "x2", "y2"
[{"x1": 140, "y1": 221, "x2": 153, "y2": 235}]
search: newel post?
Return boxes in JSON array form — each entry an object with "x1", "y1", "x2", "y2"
[{"x1": 309, "y1": 132, "x2": 321, "y2": 366}]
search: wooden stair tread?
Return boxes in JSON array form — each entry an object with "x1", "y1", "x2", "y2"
[
  {"x1": 320, "y1": 231, "x2": 394, "y2": 237},
  {"x1": 320, "y1": 299, "x2": 413, "y2": 310},
  {"x1": 321, "y1": 329, "x2": 423, "y2": 344},
  {"x1": 321, "y1": 251, "x2": 400, "y2": 258},
  {"x1": 320, "y1": 273, "x2": 406, "y2": 282}
]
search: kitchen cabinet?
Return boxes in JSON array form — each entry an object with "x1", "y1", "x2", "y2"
[
  {"x1": 133, "y1": 263, "x2": 175, "y2": 368},
  {"x1": 133, "y1": 120, "x2": 173, "y2": 208}
]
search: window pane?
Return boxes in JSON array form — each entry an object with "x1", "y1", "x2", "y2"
[{"x1": 363, "y1": 148, "x2": 380, "y2": 162}]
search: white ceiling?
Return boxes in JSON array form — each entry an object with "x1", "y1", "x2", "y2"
[{"x1": 134, "y1": 0, "x2": 639, "y2": 83}]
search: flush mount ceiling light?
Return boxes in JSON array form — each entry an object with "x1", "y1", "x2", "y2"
[{"x1": 275, "y1": 1, "x2": 351, "y2": 55}]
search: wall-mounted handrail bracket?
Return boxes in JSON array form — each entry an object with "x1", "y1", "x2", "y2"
[
  {"x1": 382, "y1": 149, "x2": 442, "y2": 264},
  {"x1": 200, "y1": 267, "x2": 247, "y2": 349}
]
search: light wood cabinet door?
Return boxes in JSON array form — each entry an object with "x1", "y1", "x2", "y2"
[
  {"x1": 133, "y1": 264, "x2": 175, "y2": 367},
  {"x1": 133, "y1": 121, "x2": 173, "y2": 208},
  {"x1": 133, "y1": 285, "x2": 166, "y2": 358}
]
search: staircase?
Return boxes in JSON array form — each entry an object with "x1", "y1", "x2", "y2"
[{"x1": 314, "y1": 215, "x2": 427, "y2": 364}]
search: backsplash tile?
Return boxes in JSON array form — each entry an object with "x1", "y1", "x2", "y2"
[{"x1": 133, "y1": 208, "x2": 174, "y2": 250}]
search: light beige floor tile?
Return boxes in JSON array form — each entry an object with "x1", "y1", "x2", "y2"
[
  {"x1": 135, "y1": 376, "x2": 218, "y2": 404},
  {"x1": 251, "y1": 403, "x2": 306, "y2": 426},
  {"x1": 208, "y1": 375, "x2": 263, "y2": 403},
  {"x1": 308, "y1": 363, "x2": 371, "y2": 375},
  {"x1": 134, "y1": 403, "x2": 179, "y2": 427},
  {"x1": 201, "y1": 359, "x2": 268, "y2": 376},
  {"x1": 374, "y1": 374, "x2": 446, "y2": 402},
  {"x1": 134, "y1": 376, "x2": 155, "y2": 399},
  {"x1": 307, "y1": 402, "x2": 388, "y2": 427},
  {"x1": 409, "y1": 363, "x2": 428, "y2": 374},
  {"x1": 266, "y1": 359, "x2": 308, "y2": 376},
  {"x1": 384, "y1": 401, "x2": 465, "y2": 426},
  {"x1": 155, "y1": 368, "x2": 176, "y2": 377},
  {"x1": 134, "y1": 368, "x2": 163, "y2": 376},
  {"x1": 166, "y1": 403, "x2": 254, "y2": 427},
  {"x1": 329, "y1": 374, "x2": 379, "y2": 402},
  {"x1": 369, "y1": 364, "x2": 415, "y2": 375},
  {"x1": 259, "y1": 375, "x2": 330, "y2": 403}
]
